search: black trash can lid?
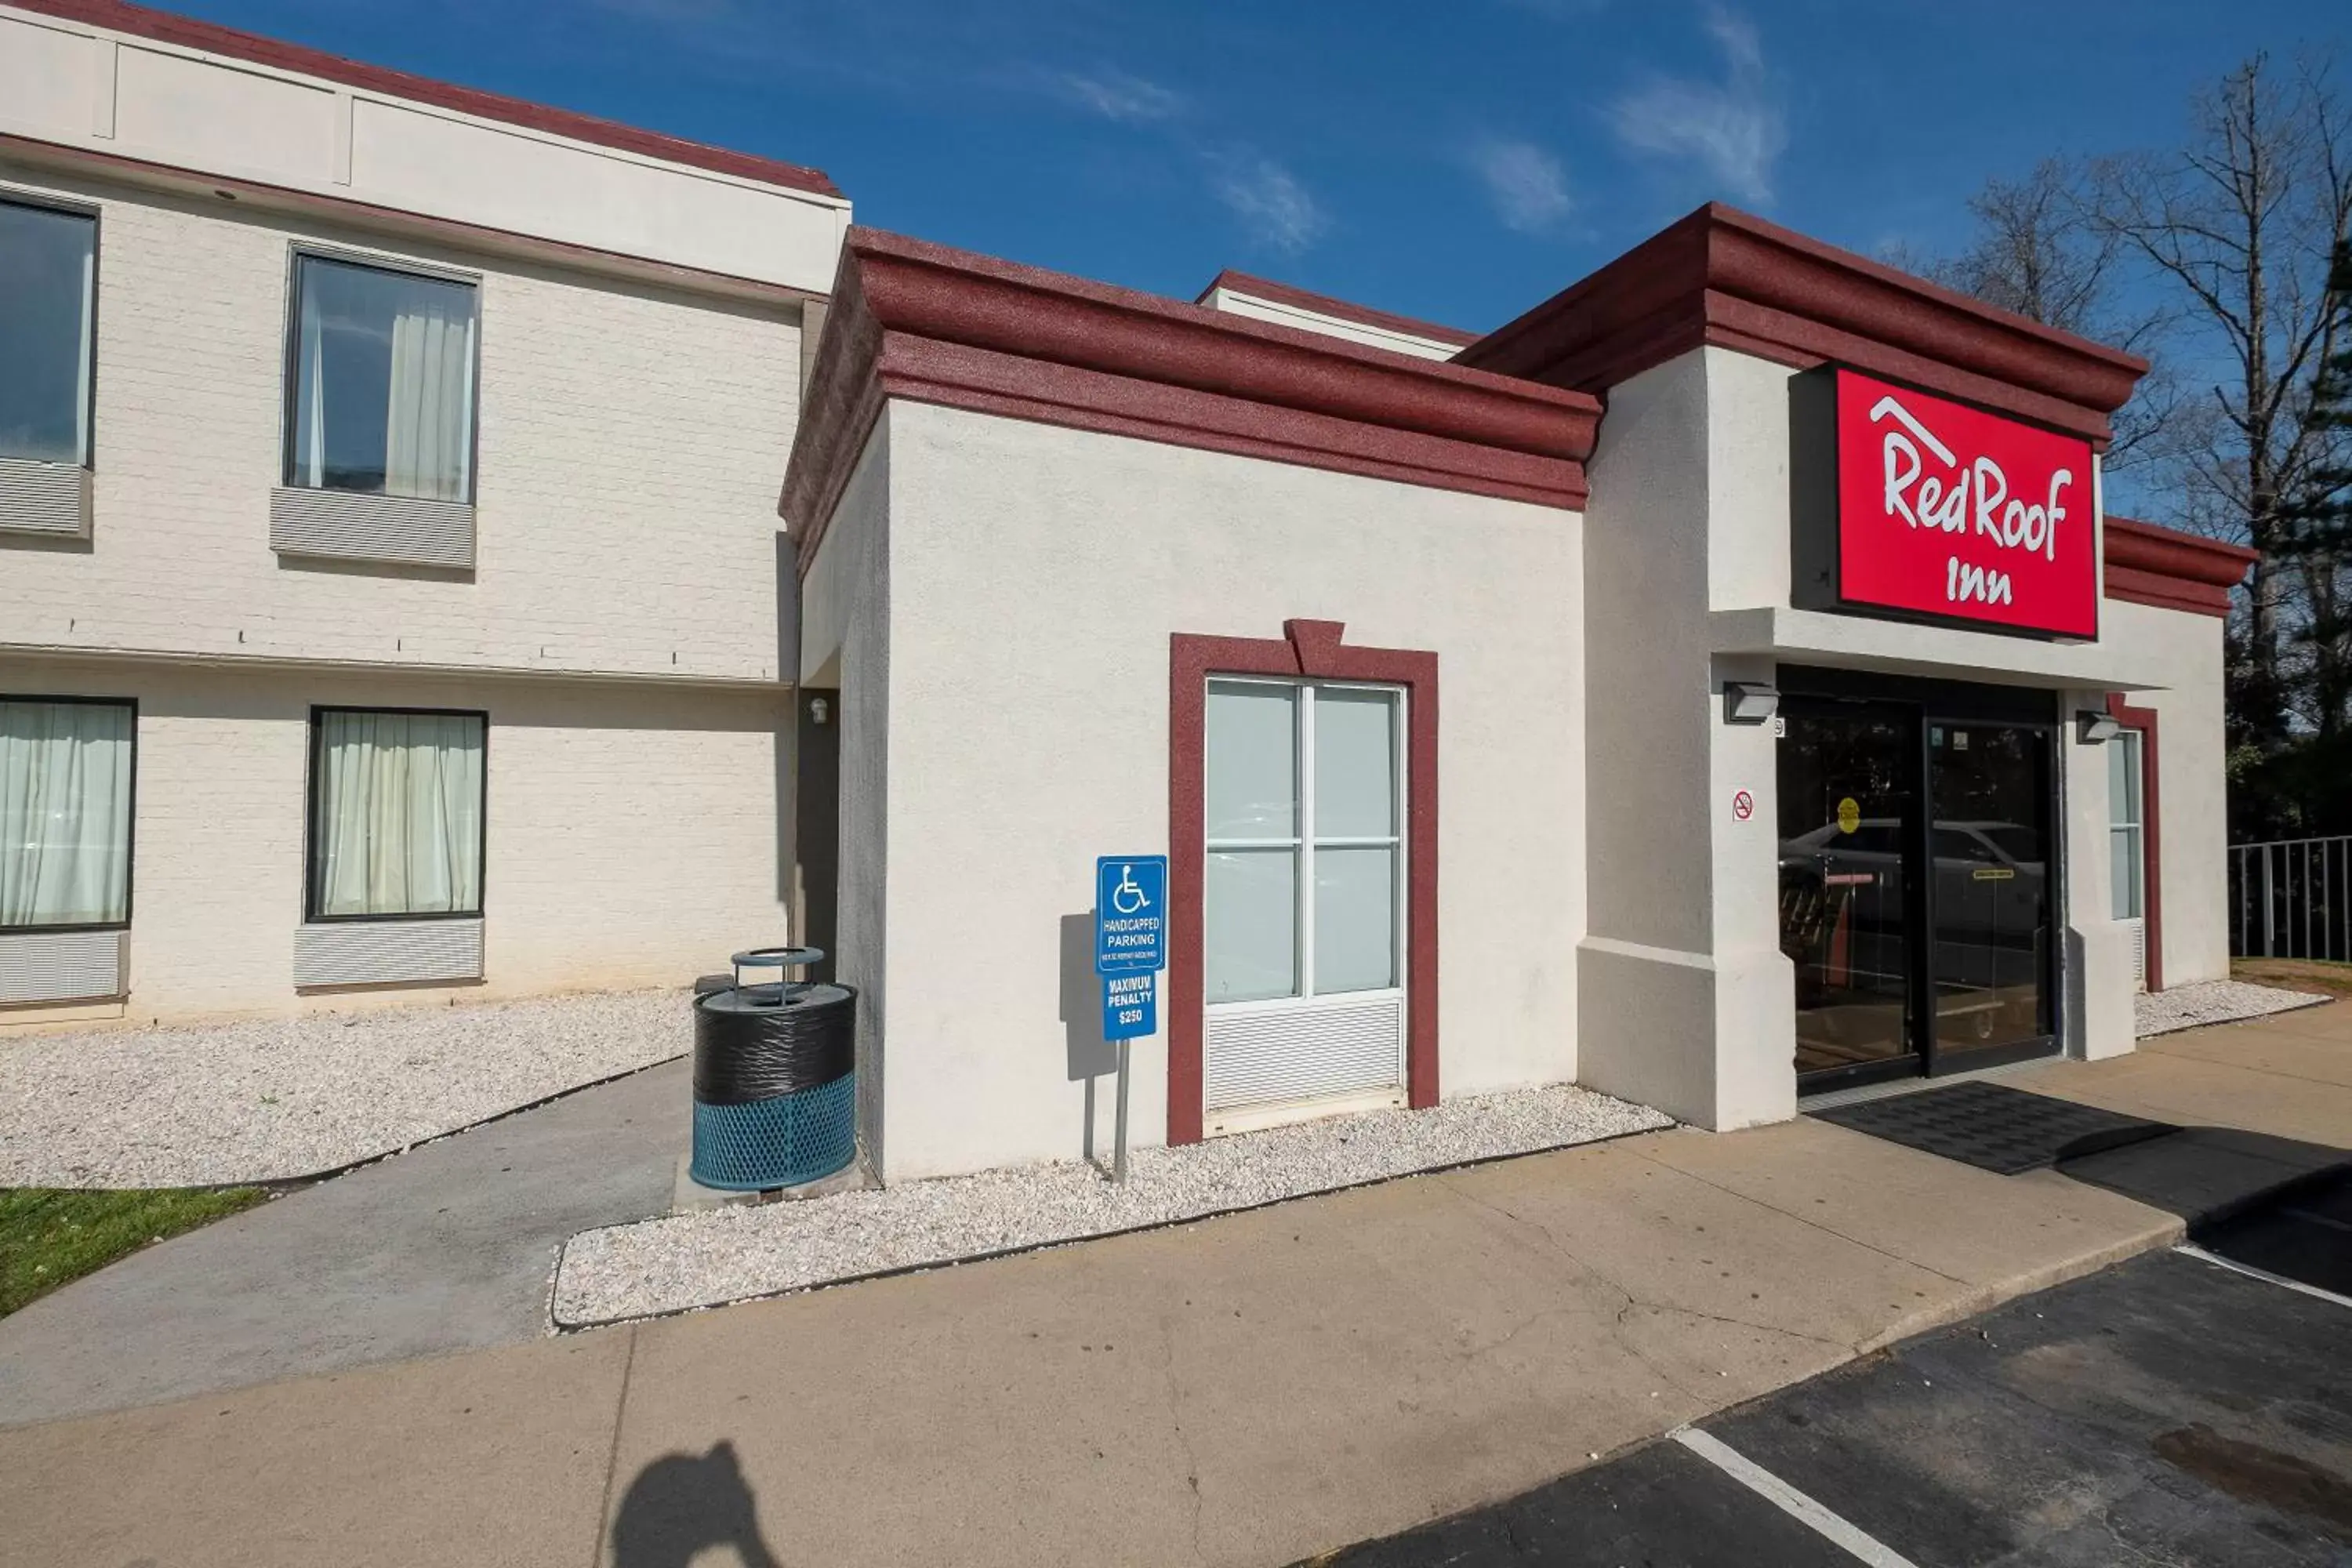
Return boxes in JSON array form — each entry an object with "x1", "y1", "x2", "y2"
[
  {"x1": 731, "y1": 946, "x2": 825, "y2": 971},
  {"x1": 699, "y1": 982, "x2": 855, "y2": 1014}
]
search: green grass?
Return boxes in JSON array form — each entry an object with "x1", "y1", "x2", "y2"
[{"x1": 0, "y1": 1185, "x2": 270, "y2": 1319}]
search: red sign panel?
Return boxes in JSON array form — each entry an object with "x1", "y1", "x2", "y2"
[{"x1": 1833, "y1": 369, "x2": 2099, "y2": 638}]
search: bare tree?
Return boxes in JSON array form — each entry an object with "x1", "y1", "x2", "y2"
[
  {"x1": 1911, "y1": 158, "x2": 2180, "y2": 467},
  {"x1": 2090, "y1": 52, "x2": 2352, "y2": 752}
]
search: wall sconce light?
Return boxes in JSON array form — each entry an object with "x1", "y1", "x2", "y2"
[
  {"x1": 809, "y1": 697, "x2": 830, "y2": 725},
  {"x1": 2076, "y1": 710, "x2": 2120, "y2": 744},
  {"x1": 1724, "y1": 682, "x2": 1780, "y2": 724}
]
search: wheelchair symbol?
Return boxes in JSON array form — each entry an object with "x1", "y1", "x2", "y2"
[{"x1": 1109, "y1": 863, "x2": 1150, "y2": 916}]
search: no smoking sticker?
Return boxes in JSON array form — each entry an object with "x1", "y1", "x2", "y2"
[{"x1": 1731, "y1": 789, "x2": 1755, "y2": 821}]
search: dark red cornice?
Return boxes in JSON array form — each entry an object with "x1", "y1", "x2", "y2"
[
  {"x1": 2103, "y1": 516, "x2": 2257, "y2": 617},
  {"x1": 781, "y1": 230, "x2": 1602, "y2": 572},
  {"x1": 7, "y1": 0, "x2": 842, "y2": 198},
  {"x1": 1459, "y1": 203, "x2": 2148, "y2": 447},
  {"x1": 1196, "y1": 269, "x2": 1480, "y2": 348}
]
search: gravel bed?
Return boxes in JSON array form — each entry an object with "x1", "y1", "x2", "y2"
[
  {"x1": 2135, "y1": 978, "x2": 2331, "y2": 1038},
  {"x1": 553, "y1": 1081, "x2": 1671, "y2": 1327},
  {"x1": 0, "y1": 989, "x2": 691, "y2": 1189}
]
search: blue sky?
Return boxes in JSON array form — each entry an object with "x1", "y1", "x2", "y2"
[{"x1": 183, "y1": 0, "x2": 2343, "y2": 336}]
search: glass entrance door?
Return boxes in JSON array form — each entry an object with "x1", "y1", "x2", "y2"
[
  {"x1": 1928, "y1": 722, "x2": 2054, "y2": 1063},
  {"x1": 1777, "y1": 699, "x2": 1920, "y2": 1081}
]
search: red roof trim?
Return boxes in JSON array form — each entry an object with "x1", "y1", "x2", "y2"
[
  {"x1": 6, "y1": 0, "x2": 842, "y2": 198},
  {"x1": 782, "y1": 230, "x2": 1602, "y2": 573},
  {"x1": 1196, "y1": 269, "x2": 1480, "y2": 348},
  {"x1": 1461, "y1": 202, "x2": 2148, "y2": 446},
  {"x1": 2103, "y1": 515, "x2": 2257, "y2": 617}
]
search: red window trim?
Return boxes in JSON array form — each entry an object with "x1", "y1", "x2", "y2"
[
  {"x1": 1167, "y1": 620, "x2": 1439, "y2": 1146},
  {"x1": 2107, "y1": 695, "x2": 2163, "y2": 993}
]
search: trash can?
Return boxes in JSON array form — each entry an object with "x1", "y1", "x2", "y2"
[{"x1": 690, "y1": 947, "x2": 857, "y2": 1191}]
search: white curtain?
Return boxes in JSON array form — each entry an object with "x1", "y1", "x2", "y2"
[
  {"x1": 314, "y1": 712, "x2": 484, "y2": 918},
  {"x1": 0, "y1": 701, "x2": 132, "y2": 927},
  {"x1": 383, "y1": 282, "x2": 475, "y2": 503},
  {"x1": 296, "y1": 280, "x2": 327, "y2": 488}
]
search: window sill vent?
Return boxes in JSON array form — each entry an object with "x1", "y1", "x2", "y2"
[
  {"x1": 0, "y1": 928, "x2": 128, "y2": 1005},
  {"x1": 294, "y1": 919, "x2": 484, "y2": 989},
  {"x1": 0, "y1": 458, "x2": 93, "y2": 540},
  {"x1": 270, "y1": 488, "x2": 475, "y2": 571}
]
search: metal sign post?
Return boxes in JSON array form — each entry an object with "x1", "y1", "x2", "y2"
[{"x1": 1094, "y1": 855, "x2": 1167, "y2": 1185}]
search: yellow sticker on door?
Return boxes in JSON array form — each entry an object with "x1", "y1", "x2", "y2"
[
  {"x1": 1836, "y1": 797, "x2": 1861, "y2": 834},
  {"x1": 1972, "y1": 867, "x2": 2016, "y2": 881}
]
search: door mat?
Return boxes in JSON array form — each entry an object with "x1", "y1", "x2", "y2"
[{"x1": 1809, "y1": 1081, "x2": 2177, "y2": 1175}]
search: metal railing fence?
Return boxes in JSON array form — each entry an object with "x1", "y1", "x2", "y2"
[{"x1": 2229, "y1": 836, "x2": 2352, "y2": 961}]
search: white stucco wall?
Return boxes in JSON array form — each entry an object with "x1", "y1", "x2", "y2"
[
  {"x1": 0, "y1": 165, "x2": 804, "y2": 686},
  {"x1": 1581, "y1": 346, "x2": 2170, "y2": 1123},
  {"x1": 817, "y1": 401, "x2": 1583, "y2": 1184},
  {"x1": 0, "y1": 655, "x2": 787, "y2": 1025},
  {"x1": 799, "y1": 425, "x2": 892, "y2": 1170},
  {"x1": 0, "y1": 2, "x2": 848, "y2": 292},
  {"x1": 2098, "y1": 602, "x2": 2232, "y2": 987}
]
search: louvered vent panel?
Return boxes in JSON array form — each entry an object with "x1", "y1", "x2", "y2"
[
  {"x1": 0, "y1": 928, "x2": 127, "y2": 1004},
  {"x1": 0, "y1": 458, "x2": 93, "y2": 539},
  {"x1": 1204, "y1": 994, "x2": 1404, "y2": 1113},
  {"x1": 2128, "y1": 918, "x2": 2147, "y2": 991},
  {"x1": 270, "y1": 488, "x2": 475, "y2": 570},
  {"x1": 294, "y1": 920, "x2": 483, "y2": 987}
]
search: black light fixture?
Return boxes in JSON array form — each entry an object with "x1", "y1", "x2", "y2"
[
  {"x1": 2076, "y1": 710, "x2": 2121, "y2": 744},
  {"x1": 1723, "y1": 681, "x2": 1780, "y2": 724}
]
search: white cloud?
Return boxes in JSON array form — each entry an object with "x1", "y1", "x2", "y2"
[
  {"x1": 1056, "y1": 67, "x2": 1183, "y2": 124},
  {"x1": 1606, "y1": 5, "x2": 1787, "y2": 205},
  {"x1": 1468, "y1": 137, "x2": 1572, "y2": 232},
  {"x1": 1209, "y1": 152, "x2": 1327, "y2": 253}
]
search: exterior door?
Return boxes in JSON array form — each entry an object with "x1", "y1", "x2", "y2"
[
  {"x1": 1779, "y1": 674, "x2": 2063, "y2": 1091},
  {"x1": 1927, "y1": 720, "x2": 2056, "y2": 1062},
  {"x1": 1777, "y1": 698, "x2": 1922, "y2": 1082}
]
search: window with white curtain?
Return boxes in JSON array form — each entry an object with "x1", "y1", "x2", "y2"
[
  {"x1": 1204, "y1": 680, "x2": 1403, "y2": 1006},
  {"x1": 0, "y1": 198, "x2": 97, "y2": 466},
  {"x1": 307, "y1": 709, "x2": 486, "y2": 920},
  {"x1": 1, "y1": 699, "x2": 134, "y2": 929},
  {"x1": 2107, "y1": 728, "x2": 2145, "y2": 921},
  {"x1": 286, "y1": 253, "x2": 478, "y2": 503}
]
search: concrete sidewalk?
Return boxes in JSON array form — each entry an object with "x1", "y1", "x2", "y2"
[{"x1": 2, "y1": 1004, "x2": 2343, "y2": 1568}]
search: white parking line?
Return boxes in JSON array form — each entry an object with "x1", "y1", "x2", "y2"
[
  {"x1": 1673, "y1": 1428, "x2": 1923, "y2": 1568},
  {"x1": 2174, "y1": 1243, "x2": 2352, "y2": 1309}
]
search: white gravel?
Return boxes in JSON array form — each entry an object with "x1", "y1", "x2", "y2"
[
  {"x1": 2135, "y1": 978, "x2": 2331, "y2": 1038},
  {"x1": 553, "y1": 1080, "x2": 1671, "y2": 1327},
  {"x1": 0, "y1": 989, "x2": 691, "y2": 1189}
]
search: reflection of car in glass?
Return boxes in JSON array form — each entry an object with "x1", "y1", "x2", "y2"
[{"x1": 1781, "y1": 817, "x2": 2046, "y2": 1041}]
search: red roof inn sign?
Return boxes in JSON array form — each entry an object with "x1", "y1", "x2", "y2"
[{"x1": 1792, "y1": 367, "x2": 2100, "y2": 640}]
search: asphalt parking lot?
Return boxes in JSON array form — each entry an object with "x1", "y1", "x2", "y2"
[{"x1": 1316, "y1": 1231, "x2": 2352, "y2": 1566}]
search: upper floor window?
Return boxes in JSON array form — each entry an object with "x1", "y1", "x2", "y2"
[
  {"x1": 0, "y1": 198, "x2": 97, "y2": 467},
  {"x1": 286, "y1": 253, "x2": 478, "y2": 503}
]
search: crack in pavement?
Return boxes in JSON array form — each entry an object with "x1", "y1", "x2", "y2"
[
  {"x1": 1433, "y1": 1174, "x2": 1847, "y2": 1403},
  {"x1": 1620, "y1": 1142, "x2": 1973, "y2": 1290},
  {"x1": 1158, "y1": 1311, "x2": 1208, "y2": 1565}
]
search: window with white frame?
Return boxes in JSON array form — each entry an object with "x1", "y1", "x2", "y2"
[
  {"x1": 307, "y1": 709, "x2": 486, "y2": 921},
  {"x1": 1204, "y1": 680, "x2": 1403, "y2": 1007},
  {"x1": 1, "y1": 699, "x2": 133, "y2": 930},
  {"x1": 0, "y1": 198, "x2": 97, "y2": 467},
  {"x1": 2107, "y1": 728, "x2": 2145, "y2": 921},
  {"x1": 285, "y1": 253, "x2": 478, "y2": 502}
]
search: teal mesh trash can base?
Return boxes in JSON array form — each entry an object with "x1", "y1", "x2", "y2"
[{"x1": 691, "y1": 1073, "x2": 857, "y2": 1191}]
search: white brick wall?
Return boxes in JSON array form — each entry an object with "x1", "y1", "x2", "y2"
[
  {"x1": 1, "y1": 656, "x2": 787, "y2": 1023},
  {"x1": 0, "y1": 165, "x2": 802, "y2": 684}
]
